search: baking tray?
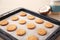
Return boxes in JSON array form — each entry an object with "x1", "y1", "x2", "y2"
[{"x1": 0, "y1": 8, "x2": 60, "y2": 40}]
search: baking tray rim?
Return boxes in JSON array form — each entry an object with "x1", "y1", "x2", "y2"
[{"x1": 0, "y1": 8, "x2": 60, "y2": 40}]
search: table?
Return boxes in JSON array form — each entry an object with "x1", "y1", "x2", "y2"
[{"x1": 0, "y1": 0, "x2": 60, "y2": 40}]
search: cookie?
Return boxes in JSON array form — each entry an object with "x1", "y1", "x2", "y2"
[
  {"x1": 27, "y1": 15, "x2": 35, "y2": 20},
  {"x1": 0, "y1": 20, "x2": 8, "y2": 26},
  {"x1": 0, "y1": 21, "x2": 2, "y2": 25},
  {"x1": 37, "y1": 28, "x2": 47, "y2": 36},
  {"x1": 6, "y1": 24, "x2": 17, "y2": 32},
  {"x1": 11, "y1": 16, "x2": 19, "y2": 21},
  {"x1": 27, "y1": 35, "x2": 39, "y2": 40},
  {"x1": 0, "y1": 22, "x2": 1, "y2": 25},
  {"x1": 44, "y1": 22, "x2": 54, "y2": 28},
  {"x1": 19, "y1": 20, "x2": 26, "y2": 24},
  {"x1": 19, "y1": 11, "x2": 27, "y2": 16},
  {"x1": 26, "y1": 23, "x2": 36, "y2": 29},
  {"x1": 16, "y1": 29, "x2": 26, "y2": 36},
  {"x1": 35, "y1": 18, "x2": 44, "y2": 24}
]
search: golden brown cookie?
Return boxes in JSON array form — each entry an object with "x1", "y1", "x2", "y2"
[
  {"x1": 0, "y1": 21, "x2": 1, "y2": 25},
  {"x1": 27, "y1": 15, "x2": 35, "y2": 20},
  {"x1": 0, "y1": 20, "x2": 8, "y2": 26},
  {"x1": 11, "y1": 16, "x2": 19, "y2": 21},
  {"x1": 35, "y1": 18, "x2": 44, "y2": 24},
  {"x1": 16, "y1": 29, "x2": 26, "y2": 36},
  {"x1": 18, "y1": 20, "x2": 26, "y2": 24},
  {"x1": 19, "y1": 11, "x2": 27, "y2": 16},
  {"x1": 44, "y1": 22, "x2": 54, "y2": 28},
  {"x1": 6, "y1": 24, "x2": 17, "y2": 32},
  {"x1": 26, "y1": 23, "x2": 36, "y2": 29},
  {"x1": 37, "y1": 28, "x2": 47, "y2": 36},
  {"x1": 27, "y1": 35, "x2": 39, "y2": 40}
]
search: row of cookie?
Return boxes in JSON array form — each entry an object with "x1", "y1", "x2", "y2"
[
  {"x1": 11, "y1": 11, "x2": 35, "y2": 21},
  {"x1": 11, "y1": 15, "x2": 35, "y2": 21},
  {"x1": 0, "y1": 19, "x2": 54, "y2": 28},
  {"x1": 6, "y1": 24, "x2": 47, "y2": 36},
  {"x1": 0, "y1": 20, "x2": 54, "y2": 36},
  {"x1": 0, "y1": 21, "x2": 43, "y2": 40},
  {"x1": 0, "y1": 11, "x2": 53, "y2": 27},
  {"x1": 7, "y1": 24, "x2": 47, "y2": 40},
  {"x1": 7, "y1": 26, "x2": 46, "y2": 40}
]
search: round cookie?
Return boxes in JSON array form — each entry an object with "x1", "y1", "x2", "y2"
[
  {"x1": 0, "y1": 21, "x2": 2, "y2": 25},
  {"x1": 0, "y1": 20, "x2": 8, "y2": 26},
  {"x1": 44, "y1": 22, "x2": 54, "y2": 28},
  {"x1": 19, "y1": 11, "x2": 27, "y2": 16},
  {"x1": 35, "y1": 18, "x2": 44, "y2": 24},
  {"x1": 27, "y1": 35, "x2": 39, "y2": 40},
  {"x1": 6, "y1": 24, "x2": 17, "y2": 32},
  {"x1": 27, "y1": 15, "x2": 35, "y2": 20},
  {"x1": 18, "y1": 20, "x2": 26, "y2": 24},
  {"x1": 11, "y1": 16, "x2": 19, "y2": 21},
  {"x1": 16, "y1": 29, "x2": 26, "y2": 36},
  {"x1": 26, "y1": 23, "x2": 36, "y2": 29},
  {"x1": 37, "y1": 28, "x2": 47, "y2": 36}
]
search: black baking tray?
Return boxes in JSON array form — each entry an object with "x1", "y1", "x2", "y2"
[{"x1": 0, "y1": 8, "x2": 60, "y2": 40}]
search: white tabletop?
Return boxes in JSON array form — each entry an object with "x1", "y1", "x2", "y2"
[{"x1": 0, "y1": 0, "x2": 50, "y2": 15}]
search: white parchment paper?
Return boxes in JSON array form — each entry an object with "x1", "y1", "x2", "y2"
[{"x1": 0, "y1": 12, "x2": 59, "y2": 40}]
